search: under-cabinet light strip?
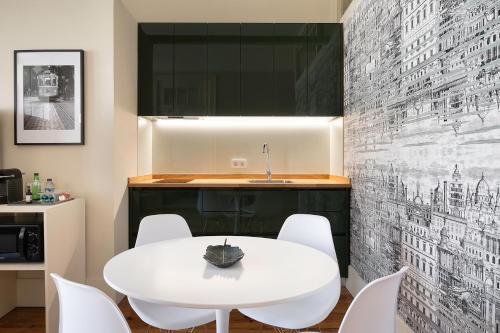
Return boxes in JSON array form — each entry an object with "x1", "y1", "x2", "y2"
[{"x1": 147, "y1": 117, "x2": 337, "y2": 129}]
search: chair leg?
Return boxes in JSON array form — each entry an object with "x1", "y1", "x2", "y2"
[{"x1": 273, "y1": 328, "x2": 300, "y2": 333}]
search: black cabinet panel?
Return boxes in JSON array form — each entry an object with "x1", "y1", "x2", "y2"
[
  {"x1": 273, "y1": 24, "x2": 308, "y2": 116},
  {"x1": 240, "y1": 190, "x2": 299, "y2": 237},
  {"x1": 306, "y1": 24, "x2": 343, "y2": 116},
  {"x1": 333, "y1": 235, "x2": 349, "y2": 276},
  {"x1": 241, "y1": 24, "x2": 275, "y2": 116},
  {"x1": 174, "y1": 24, "x2": 208, "y2": 116},
  {"x1": 139, "y1": 24, "x2": 174, "y2": 116},
  {"x1": 313, "y1": 211, "x2": 347, "y2": 235},
  {"x1": 202, "y1": 190, "x2": 239, "y2": 212},
  {"x1": 138, "y1": 23, "x2": 343, "y2": 117},
  {"x1": 207, "y1": 24, "x2": 241, "y2": 116},
  {"x1": 304, "y1": 190, "x2": 348, "y2": 212},
  {"x1": 201, "y1": 212, "x2": 239, "y2": 236},
  {"x1": 129, "y1": 189, "x2": 203, "y2": 246}
]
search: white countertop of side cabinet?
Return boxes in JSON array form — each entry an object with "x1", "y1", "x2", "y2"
[{"x1": 0, "y1": 199, "x2": 82, "y2": 213}]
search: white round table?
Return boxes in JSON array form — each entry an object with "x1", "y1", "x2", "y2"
[{"x1": 104, "y1": 236, "x2": 339, "y2": 333}]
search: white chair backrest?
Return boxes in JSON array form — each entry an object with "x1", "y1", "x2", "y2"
[
  {"x1": 51, "y1": 273, "x2": 131, "y2": 333},
  {"x1": 338, "y1": 267, "x2": 409, "y2": 333},
  {"x1": 278, "y1": 214, "x2": 337, "y2": 261},
  {"x1": 135, "y1": 214, "x2": 191, "y2": 247}
]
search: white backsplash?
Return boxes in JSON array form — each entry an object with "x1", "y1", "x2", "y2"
[{"x1": 138, "y1": 117, "x2": 340, "y2": 175}]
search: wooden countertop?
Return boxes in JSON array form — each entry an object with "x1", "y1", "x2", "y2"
[{"x1": 128, "y1": 174, "x2": 351, "y2": 189}]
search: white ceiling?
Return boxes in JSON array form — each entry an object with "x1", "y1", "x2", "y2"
[{"x1": 120, "y1": 0, "x2": 344, "y2": 23}]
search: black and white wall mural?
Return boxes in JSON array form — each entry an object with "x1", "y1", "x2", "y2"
[{"x1": 343, "y1": 0, "x2": 500, "y2": 332}]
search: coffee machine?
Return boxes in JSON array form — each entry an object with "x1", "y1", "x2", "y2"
[{"x1": 0, "y1": 169, "x2": 23, "y2": 204}]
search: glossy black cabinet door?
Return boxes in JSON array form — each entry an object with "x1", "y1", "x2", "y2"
[
  {"x1": 333, "y1": 236, "x2": 349, "y2": 276},
  {"x1": 239, "y1": 190, "x2": 299, "y2": 237},
  {"x1": 241, "y1": 24, "x2": 275, "y2": 116},
  {"x1": 129, "y1": 188, "x2": 203, "y2": 247},
  {"x1": 273, "y1": 24, "x2": 308, "y2": 116},
  {"x1": 139, "y1": 24, "x2": 174, "y2": 116},
  {"x1": 174, "y1": 24, "x2": 208, "y2": 116},
  {"x1": 202, "y1": 190, "x2": 239, "y2": 212},
  {"x1": 307, "y1": 24, "x2": 343, "y2": 116},
  {"x1": 313, "y1": 211, "x2": 348, "y2": 235},
  {"x1": 207, "y1": 24, "x2": 241, "y2": 116},
  {"x1": 201, "y1": 212, "x2": 239, "y2": 236},
  {"x1": 303, "y1": 190, "x2": 348, "y2": 212},
  {"x1": 139, "y1": 23, "x2": 343, "y2": 117}
]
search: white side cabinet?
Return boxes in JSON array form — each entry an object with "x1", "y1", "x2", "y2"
[{"x1": 0, "y1": 199, "x2": 85, "y2": 333}]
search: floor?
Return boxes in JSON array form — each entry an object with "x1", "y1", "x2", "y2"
[{"x1": 0, "y1": 288, "x2": 352, "y2": 333}]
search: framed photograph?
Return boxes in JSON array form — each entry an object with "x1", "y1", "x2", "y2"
[{"x1": 14, "y1": 50, "x2": 84, "y2": 145}]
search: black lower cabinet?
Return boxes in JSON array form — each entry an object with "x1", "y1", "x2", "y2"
[
  {"x1": 240, "y1": 190, "x2": 299, "y2": 237},
  {"x1": 129, "y1": 189, "x2": 203, "y2": 245},
  {"x1": 129, "y1": 187, "x2": 350, "y2": 277},
  {"x1": 332, "y1": 236, "x2": 349, "y2": 277}
]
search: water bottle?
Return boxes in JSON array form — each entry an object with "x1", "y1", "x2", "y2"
[{"x1": 43, "y1": 178, "x2": 56, "y2": 204}]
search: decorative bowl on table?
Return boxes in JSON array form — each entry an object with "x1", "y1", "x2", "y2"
[{"x1": 203, "y1": 238, "x2": 244, "y2": 268}]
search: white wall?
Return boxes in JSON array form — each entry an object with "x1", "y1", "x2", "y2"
[
  {"x1": 329, "y1": 117, "x2": 344, "y2": 176},
  {"x1": 113, "y1": 0, "x2": 138, "y2": 258},
  {"x1": 138, "y1": 117, "x2": 153, "y2": 176},
  {"x1": 122, "y1": 0, "x2": 343, "y2": 22},
  {"x1": 0, "y1": 0, "x2": 137, "y2": 298}
]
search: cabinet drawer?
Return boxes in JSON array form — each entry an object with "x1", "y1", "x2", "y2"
[
  {"x1": 202, "y1": 190, "x2": 239, "y2": 212},
  {"x1": 305, "y1": 190, "x2": 348, "y2": 212},
  {"x1": 312, "y1": 211, "x2": 347, "y2": 235},
  {"x1": 333, "y1": 235, "x2": 349, "y2": 277}
]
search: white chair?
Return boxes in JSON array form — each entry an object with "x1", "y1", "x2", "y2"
[
  {"x1": 51, "y1": 273, "x2": 131, "y2": 333},
  {"x1": 239, "y1": 214, "x2": 341, "y2": 330},
  {"x1": 337, "y1": 266, "x2": 408, "y2": 333},
  {"x1": 300, "y1": 266, "x2": 409, "y2": 333},
  {"x1": 129, "y1": 214, "x2": 216, "y2": 332}
]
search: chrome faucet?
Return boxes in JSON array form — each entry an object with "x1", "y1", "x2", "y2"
[{"x1": 262, "y1": 143, "x2": 272, "y2": 181}]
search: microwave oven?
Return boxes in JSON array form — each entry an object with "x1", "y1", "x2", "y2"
[{"x1": 0, "y1": 213, "x2": 43, "y2": 262}]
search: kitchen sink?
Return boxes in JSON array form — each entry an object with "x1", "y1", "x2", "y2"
[
  {"x1": 153, "y1": 179, "x2": 193, "y2": 183},
  {"x1": 248, "y1": 179, "x2": 293, "y2": 184}
]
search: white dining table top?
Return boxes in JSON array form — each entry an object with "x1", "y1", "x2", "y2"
[{"x1": 104, "y1": 236, "x2": 339, "y2": 309}]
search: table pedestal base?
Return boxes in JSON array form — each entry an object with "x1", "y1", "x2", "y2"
[{"x1": 216, "y1": 309, "x2": 231, "y2": 333}]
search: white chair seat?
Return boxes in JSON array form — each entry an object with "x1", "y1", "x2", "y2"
[
  {"x1": 130, "y1": 214, "x2": 216, "y2": 331},
  {"x1": 128, "y1": 297, "x2": 216, "y2": 330},
  {"x1": 240, "y1": 280, "x2": 340, "y2": 329},
  {"x1": 51, "y1": 273, "x2": 131, "y2": 333},
  {"x1": 239, "y1": 214, "x2": 341, "y2": 330},
  {"x1": 337, "y1": 267, "x2": 409, "y2": 333}
]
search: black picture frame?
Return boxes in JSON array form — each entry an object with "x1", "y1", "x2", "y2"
[{"x1": 14, "y1": 49, "x2": 84, "y2": 145}]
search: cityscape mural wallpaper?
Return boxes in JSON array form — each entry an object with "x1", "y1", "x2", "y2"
[{"x1": 343, "y1": 0, "x2": 500, "y2": 332}]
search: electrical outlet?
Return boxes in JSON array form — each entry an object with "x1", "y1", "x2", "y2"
[{"x1": 231, "y1": 158, "x2": 247, "y2": 169}]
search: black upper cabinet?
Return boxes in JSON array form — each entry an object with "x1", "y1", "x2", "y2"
[
  {"x1": 273, "y1": 24, "x2": 308, "y2": 116},
  {"x1": 138, "y1": 24, "x2": 174, "y2": 116},
  {"x1": 306, "y1": 24, "x2": 343, "y2": 116},
  {"x1": 207, "y1": 24, "x2": 241, "y2": 116},
  {"x1": 174, "y1": 24, "x2": 208, "y2": 116},
  {"x1": 241, "y1": 24, "x2": 275, "y2": 116},
  {"x1": 138, "y1": 23, "x2": 343, "y2": 117}
]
